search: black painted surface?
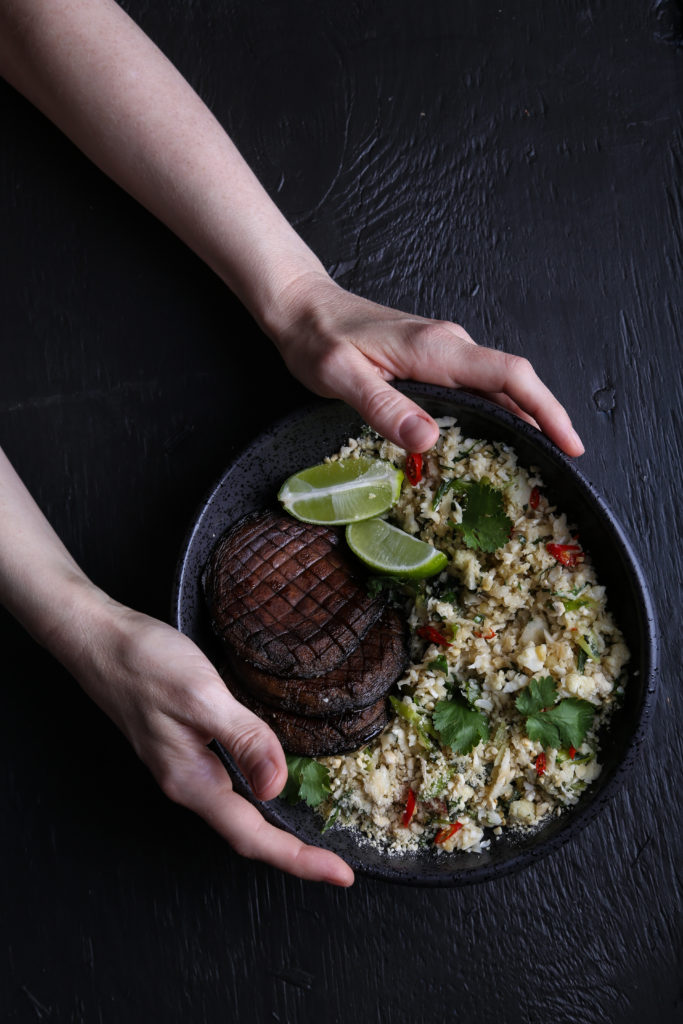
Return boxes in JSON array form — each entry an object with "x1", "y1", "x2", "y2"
[{"x1": 1, "y1": 2, "x2": 680, "y2": 1021}]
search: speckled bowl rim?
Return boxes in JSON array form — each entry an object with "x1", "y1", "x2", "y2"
[{"x1": 172, "y1": 383, "x2": 658, "y2": 886}]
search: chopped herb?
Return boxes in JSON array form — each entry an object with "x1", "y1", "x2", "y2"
[
  {"x1": 473, "y1": 613, "x2": 484, "y2": 624},
  {"x1": 450, "y1": 481, "x2": 513, "y2": 553},
  {"x1": 431, "y1": 479, "x2": 458, "y2": 511},
  {"x1": 515, "y1": 676, "x2": 557, "y2": 716},
  {"x1": 321, "y1": 806, "x2": 340, "y2": 833},
  {"x1": 389, "y1": 695, "x2": 438, "y2": 748},
  {"x1": 281, "y1": 755, "x2": 331, "y2": 808},
  {"x1": 515, "y1": 677, "x2": 596, "y2": 750},
  {"x1": 463, "y1": 677, "x2": 481, "y2": 705},
  {"x1": 576, "y1": 647, "x2": 588, "y2": 673},
  {"x1": 526, "y1": 699, "x2": 596, "y2": 751},
  {"x1": 575, "y1": 633, "x2": 599, "y2": 662},
  {"x1": 432, "y1": 698, "x2": 489, "y2": 754},
  {"x1": 453, "y1": 442, "x2": 478, "y2": 463},
  {"x1": 428, "y1": 654, "x2": 449, "y2": 674},
  {"x1": 553, "y1": 591, "x2": 596, "y2": 612}
]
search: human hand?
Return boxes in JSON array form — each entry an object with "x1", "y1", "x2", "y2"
[
  {"x1": 269, "y1": 272, "x2": 584, "y2": 456},
  {"x1": 61, "y1": 594, "x2": 354, "y2": 887}
]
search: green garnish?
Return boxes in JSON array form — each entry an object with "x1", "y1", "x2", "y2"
[
  {"x1": 462, "y1": 678, "x2": 482, "y2": 706},
  {"x1": 389, "y1": 695, "x2": 439, "y2": 748},
  {"x1": 453, "y1": 442, "x2": 479, "y2": 463},
  {"x1": 428, "y1": 655, "x2": 449, "y2": 675},
  {"x1": 432, "y1": 698, "x2": 489, "y2": 754},
  {"x1": 515, "y1": 676, "x2": 557, "y2": 716},
  {"x1": 576, "y1": 648, "x2": 588, "y2": 673},
  {"x1": 553, "y1": 591, "x2": 596, "y2": 612},
  {"x1": 575, "y1": 633, "x2": 600, "y2": 661},
  {"x1": 515, "y1": 676, "x2": 595, "y2": 750},
  {"x1": 450, "y1": 481, "x2": 513, "y2": 553},
  {"x1": 526, "y1": 700, "x2": 596, "y2": 751},
  {"x1": 432, "y1": 479, "x2": 458, "y2": 511},
  {"x1": 321, "y1": 806, "x2": 340, "y2": 833},
  {"x1": 280, "y1": 755, "x2": 331, "y2": 808}
]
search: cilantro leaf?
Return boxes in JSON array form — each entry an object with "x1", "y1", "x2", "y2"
[
  {"x1": 526, "y1": 714, "x2": 562, "y2": 748},
  {"x1": 515, "y1": 676, "x2": 557, "y2": 716},
  {"x1": 432, "y1": 698, "x2": 489, "y2": 754},
  {"x1": 428, "y1": 655, "x2": 449, "y2": 674},
  {"x1": 280, "y1": 754, "x2": 330, "y2": 808},
  {"x1": 451, "y1": 481, "x2": 513, "y2": 553},
  {"x1": 526, "y1": 699, "x2": 596, "y2": 750}
]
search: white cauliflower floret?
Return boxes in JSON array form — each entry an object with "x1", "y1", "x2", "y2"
[
  {"x1": 509, "y1": 799, "x2": 537, "y2": 824},
  {"x1": 451, "y1": 549, "x2": 481, "y2": 590},
  {"x1": 363, "y1": 766, "x2": 395, "y2": 809},
  {"x1": 517, "y1": 644, "x2": 548, "y2": 674}
]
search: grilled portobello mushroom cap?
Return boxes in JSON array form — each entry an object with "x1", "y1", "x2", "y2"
[
  {"x1": 227, "y1": 606, "x2": 408, "y2": 716},
  {"x1": 222, "y1": 669, "x2": 390, "y2": 757},
  {"x1": 203, "y1": 510, "x2": 384, "y2": 678}
]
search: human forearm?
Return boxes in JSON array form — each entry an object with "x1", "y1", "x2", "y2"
[
  {"x1": 0, "y1": 0, "x2": 324, "y2": 328},
  {"x1": 0, "y1": 0, "x2": 584, "y2": 456},
  {"x1": 0, "y1": 445, "x2": 114, "y2": 664},
  {"x1": 0, "y1": 444, "x2": 353, "y2": 884}
]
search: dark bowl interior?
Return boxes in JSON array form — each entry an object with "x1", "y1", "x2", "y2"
[{"x1": 172, "y1": 384, "x2": 658, "y2": 885}]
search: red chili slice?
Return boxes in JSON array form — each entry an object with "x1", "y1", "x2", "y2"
[
  {"x1": 474, "y1": 628, "x2": 496, "y2": 640},
  {"x1": 405, "y1": 452, "x2": 423, "y2": 486},
  {"x1": 529, "y1": 487, "x2": 540, "y2": 510},
  {"x1": 546, "y1": 542, "x2": 583, "y2": 568},
  {"x1": 569, "y1": 746, "x2": 576, "y2": 760},
  {"x1": 402, "y1": 789, "x2": 416, "y2": 827},
  {"x1": 434, "y1": 822, "x2": 463, "y2": 845},
  {"x1": 535, "y1": 752, "x2": 547, "y2": 776},
  {"x1": 417, "y1": 625, "x2": 451, "y2": 646}
]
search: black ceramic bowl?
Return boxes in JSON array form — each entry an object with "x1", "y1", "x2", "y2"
[{"x1": 172, "y1": 383, "x2": 658, "y2": 885}]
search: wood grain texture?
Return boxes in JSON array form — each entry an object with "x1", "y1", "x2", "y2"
[{"x1": 1, "y1": 1, "x2": 680, "y2": 1021}]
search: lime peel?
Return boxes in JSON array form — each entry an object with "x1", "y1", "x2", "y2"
[
  {"x1": 345, "y1": 518, "x2": 448, "y2": 578},
  {"x1": 278, "y1": 457, "x2": 403, "y2": 525}
]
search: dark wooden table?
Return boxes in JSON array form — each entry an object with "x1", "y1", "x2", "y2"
[{"x1": 2, "y1": 2, "x2": 680, "y2": 1021}]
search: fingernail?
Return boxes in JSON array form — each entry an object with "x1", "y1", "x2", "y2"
[
  {"x1": 252, "y1": 757, "x2": 278, "y2": 795},
  {"x1": 328, "y1": 874, "x2": 354, "y2": 888},
  {"x1": 399, "y1": 413, "x2": 436, "y2": 451},
  {"x1": 569, "y1": 427, "x2": 585, "y2": 454}
]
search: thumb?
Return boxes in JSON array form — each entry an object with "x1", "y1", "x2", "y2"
[
  {"x1": 215, "y1": 687, "x2": 288, "y2": 801},
  {"x1": 334, "y1": 352, "x2": 438, "y2": 451}
]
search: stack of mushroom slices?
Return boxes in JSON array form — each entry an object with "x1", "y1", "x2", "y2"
[{"x1": 202, "y1": 509, "x2": 409, "y2": 757}]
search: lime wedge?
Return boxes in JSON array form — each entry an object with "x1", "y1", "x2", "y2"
[
  {"x1": 278, "y1": 457, "x2": 403, "y2": 525},
  {"x1": 345, "y1": 519, "x2": 448, "y2": 578}
]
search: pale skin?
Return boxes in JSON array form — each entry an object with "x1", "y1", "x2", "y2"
[{"x1": 0, "y1": 0, "x2": 585, "y2": 887}]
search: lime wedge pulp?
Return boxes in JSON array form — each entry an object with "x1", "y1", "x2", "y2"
[
  {"x1": 345, "y1": 519, "x2": 448, "y2": 578},
  {"x1": 278, "y1": 457, "x2": 403, "y2": 525}
]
